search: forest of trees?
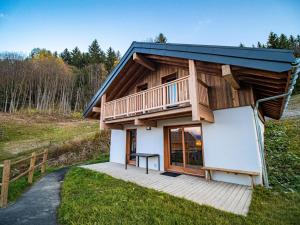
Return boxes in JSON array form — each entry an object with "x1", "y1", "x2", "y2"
[
  {"x1": 0, "y1": 32, "x2": 298, "y2": 115},
  {"x1": 240, "y1": 32, "x2": 300, "y2": 57},
  {"x1": 0, "y1": 40, "x2": 120, "y2": 114},
  {"x1": 240, "y1": 32, "x2": 300, "y2": 94}
]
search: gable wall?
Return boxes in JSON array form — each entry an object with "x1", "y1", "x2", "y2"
[
  {"x1": 124, "y1": 64, "x2": 189, "y2": 96},
  {"x1": 118, "y1": 63, "x2": 254, "y2": 110}
]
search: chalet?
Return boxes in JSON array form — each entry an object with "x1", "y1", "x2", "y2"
[{"x1": 84, "y1": 42, "x2": 299, "y2": 187}]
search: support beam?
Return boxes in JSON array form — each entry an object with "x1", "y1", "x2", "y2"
[
  {"x1": 189, "y1": 60, "x2": 201, "y2": 121},
  {"x1": 231, "y1": 87, "x2": 240, "y2": 107},
  {"x1": 92, "y1": 107, "x2": 101, "y2": 113},
  {"x1": 100, "y1": 94, "x2": 108, "y2": 131},
  {"x1": 134, "y1": 119, "x2": 157, "y2": 127},
  {"x1": 189, "y1": 60, "x2": 214, "y2": 123},
  {"x1": 106, "y1": 124, "x2": 123, "y2": 130},
  {"x1": 199, "y1": 104, "x2": 214, "y2": 123},
  {"x1": 133, "y1": 53, "x2": 155, "y2": 71},
  {"x1": 222, "y1": 65, "x2": 240, "y2": 89}
]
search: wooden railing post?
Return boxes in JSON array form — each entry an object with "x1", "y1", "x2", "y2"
[
  {"x1": 28, "y1": 152, "x2": 36, "y2": 184},
  {"x1": 162, "y1": 86, "x2": 166, "y2": 109},
  {"x1": 142, "y1": 92, "x2": 146, "y2": 113},
  {"x1": 41, "y1": 150, "x2": 48, "y2": 174},
  {"x1": 113, "y1": 101, "x2": 116, "y2": 118},
  {"x1": 1, "y1": 160, "x2": 11, "y2": 208},
  {"x1": 126, "y1": 97, "x2": 129, "y2": 116}
]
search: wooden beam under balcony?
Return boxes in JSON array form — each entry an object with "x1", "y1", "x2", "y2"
[
  {"x1": 134, "y1": 119, "x2": 157, "y2": 127},
  {"x1": 199, "y1": 104, "x2": 214, "y2": 123},
  {"x1": 133, "y1": 53, "x2": 155, "y2": 71},
  {"x1": 105, "y1": 106, "x2": 192, "y2": 124},
  {"x1": 222, "y1": 65, "x2": 240, "y2": 89},
  {"x1": 106, "y1": 124, "x2": 123, "y2": 130},
  {"x1": 92, "y1": 107, "x2": 101, "y2": 113},
  {"x1": 100, "y1": 94, "x2": 108, "y2": 130}
]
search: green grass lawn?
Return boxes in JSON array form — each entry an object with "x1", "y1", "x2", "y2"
[{"x1": 59, "y1": 167, "x2": 300, "y2": 225}]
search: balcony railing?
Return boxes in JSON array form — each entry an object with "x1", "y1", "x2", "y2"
[{"x1": 103, "y1": 76, "x2": 209, "y2": 120}]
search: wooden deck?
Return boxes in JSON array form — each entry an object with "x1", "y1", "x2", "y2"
[{"x1": 81, "y1": 162, "x2": 253, "y2": 216}]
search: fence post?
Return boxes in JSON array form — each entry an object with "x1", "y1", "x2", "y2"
[
  {"x1": 28, "y1": 152, "x2": 36, "y2": 184},
  {"x1": 1, "y1": 160, "x2": 11, "y2": 208},
  {"x1": 41, "y1": 150, "x2": 48, "y2": 174}
]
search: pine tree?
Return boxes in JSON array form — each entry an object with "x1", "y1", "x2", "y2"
[
  {"x1": 60, "y1": 48, "x2": 72, "y2": 64},
  {"x1": 105, "y1": 47, "x2": 119, "y2": 73},
  {"x1": 71, "y1": 47, "x2": 83, "y2": 68},
  {"x1": 88, "y1": 39, "x2": 105, "y2": 64},
  {"x1": 154, "y1": 33, "x2": 167, "y2": 43},
  {"x1": 278, "y1": 34, "x2": 289, "y2": 49},
  {"x1": 267, "y1": 32, "x2": 278, "y2": 48},
  {"x1": 257, "y1": 41, "x2": 266, "y2": 48}
]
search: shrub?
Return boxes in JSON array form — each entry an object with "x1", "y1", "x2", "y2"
[{"x1": 265, "y1": 119, "x2": 300, "y2": 192}]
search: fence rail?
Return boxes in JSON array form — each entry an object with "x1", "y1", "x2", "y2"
[
  {"x1": 104, "y1": 76, "x2": 191, "y2": 120},
  {"x1": 0, "y1": 150, "x2": 48, "y2": 208}
]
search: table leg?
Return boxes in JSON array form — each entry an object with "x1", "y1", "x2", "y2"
[
  {"x1": 137, "y1": 156, "x2": 139, "y2": 167},
  {"x1": 146, "y1": 157, "x2": 148, "y2": 174},
  {"x1": 158, "y1": 155, "x2": 160, "y2": 171},
  {"x1": 125, "y1": 156, "x2": 127, "y2": 170}
]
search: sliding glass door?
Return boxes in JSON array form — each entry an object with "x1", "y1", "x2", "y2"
[{"x1": 166, "y1": 125, "x2": 204, "y2": 176}]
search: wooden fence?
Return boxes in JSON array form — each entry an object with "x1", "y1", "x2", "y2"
[{"x1": 0, "y1": 150, "x2": 48, "y2": 208}]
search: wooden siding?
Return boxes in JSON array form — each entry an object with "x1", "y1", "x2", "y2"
[
  {"x1": 206, "y1": 75, "x2": 254, "y2": 110},
  {"x1": 124, "y1": 64, "x2": 189, "y2": 96},
  {"x1": 106, "y1": 62, "x2": 255, "y2": 116}
]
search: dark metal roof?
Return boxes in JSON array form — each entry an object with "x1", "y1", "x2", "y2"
[{"x1": 83, "y1": 41, "x2": 295, "y2": 118}]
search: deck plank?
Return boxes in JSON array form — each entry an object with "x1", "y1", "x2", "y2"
[{"x1": 81, "y1": 162, "x2": 252, "y2": 215}]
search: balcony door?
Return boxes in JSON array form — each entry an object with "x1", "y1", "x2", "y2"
[
  {"x1": 162, "y1": 73, "x2": 177, "y2": 106},
  {"x1": 165, "y1": 125, "x2": 204, "y2": 176},
  {"x1": 126, "y1": 129, "x2": 137, "y2": 165}
]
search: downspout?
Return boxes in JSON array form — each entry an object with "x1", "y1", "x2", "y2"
[{"x1": 254, "y1": 58, "x2": 299, "y2": 188}]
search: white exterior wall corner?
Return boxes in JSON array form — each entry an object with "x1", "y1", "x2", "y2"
[
  {"x1": 202, "y1": 106, "x2": 263, "y2": 186},
  {"x1": 109, "y1": 106, "x2": 263, "y2": 186}
]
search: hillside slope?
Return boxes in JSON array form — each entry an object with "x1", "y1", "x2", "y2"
[{"x1": 0, "y1": 112, "x2": 99, "y2": 161}]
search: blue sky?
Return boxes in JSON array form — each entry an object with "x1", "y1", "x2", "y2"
[{"x1": 0, "y1": 0, "x2": 299, "y2": 55}]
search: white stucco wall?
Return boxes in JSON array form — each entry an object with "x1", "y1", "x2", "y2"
[
  {"x1": 109, "y1": 106, "x2": 263, "y2": 186},
  {"x1": 202, "y1": 106, "x2": 263, "y2": 185},
  {"x1": 110, "y1": 129, "x2": 126, "y2": 164}
]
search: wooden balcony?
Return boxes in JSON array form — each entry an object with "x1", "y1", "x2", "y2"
[{"x1": 100, "y1": 75, "x2": 213, "y2": 126}]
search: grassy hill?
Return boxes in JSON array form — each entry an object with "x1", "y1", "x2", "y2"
[{"x1": 0, "y1": 112, "x2": 99, "y2": 161}]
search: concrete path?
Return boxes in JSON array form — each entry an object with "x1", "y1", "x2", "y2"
[
  {"x1": 0, "y1": 168, "x2": 69, "y2": 225},
  {"x1": 82, "y1": 162, "x2": 253, "y2": 215}
]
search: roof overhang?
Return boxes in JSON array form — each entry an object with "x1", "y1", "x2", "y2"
[{"x1": 83, "y1": 42, "x2": 295, "y2": 118}]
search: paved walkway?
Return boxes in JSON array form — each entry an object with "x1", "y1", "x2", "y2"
[
  {"x1": 82, "y1": 162, "x2": 253, "y2": 216},
  {"x1": 0, "y1": 168, "x2": 69, "y2": 225}
]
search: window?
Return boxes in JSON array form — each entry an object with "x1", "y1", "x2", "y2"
[
  {"x1": 137, "y1": 83, "x2": 148, "y2": 92},
  {"x1": 161, "y1": 73, "x2": 177, "y2": 84},
  {"x1": 162, "y1": 73, "x2": 178, "y2": 105}
]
